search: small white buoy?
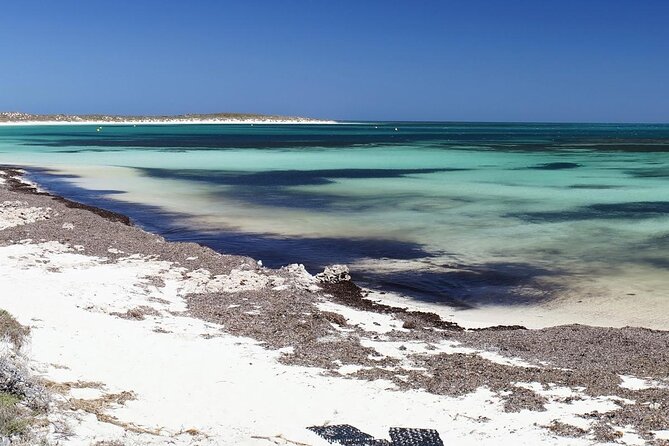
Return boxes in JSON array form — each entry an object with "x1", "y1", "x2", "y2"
[{"x1": 394, "y1": 127, "x2": 398, "y2": 131}]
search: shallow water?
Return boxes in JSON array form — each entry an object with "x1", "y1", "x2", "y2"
[{"x1": 1, "y1": 122, "x2": 668, "y2": 310}]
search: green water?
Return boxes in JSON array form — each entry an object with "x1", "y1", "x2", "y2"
[{"x1": 0, "y1": 122, "x2": 667, "y2": 313}]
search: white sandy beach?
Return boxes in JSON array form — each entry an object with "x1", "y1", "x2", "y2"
[
  {"x1": 2, "y1": 169, "x2": 668, "y2": 445},
  {"x1": 0, "y1": 240, "x2": 645, "y2": 446}
]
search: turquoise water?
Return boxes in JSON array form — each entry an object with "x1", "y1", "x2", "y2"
[{"x1": 1, "y1": 122, "x2": 668, "y2": 310}]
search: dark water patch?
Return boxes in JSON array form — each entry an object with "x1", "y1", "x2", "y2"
[
  {"x1": 53, "y1": 149, "x2": 127, "y2": 153},
  {"x1": 137, "y1": 167, "x2": 467, "y2": 211},
  {"x1": 212, "y1": 187, "x2": 468, "y2": 213},
  {"x1": 526, "y1": 162, "x2": 581, "y2": 170},
  {"x1": 566, "y1": 143, "x2": 669, "y2": 152},
  {"x1": 449, "y1": 141, "x2": 669, "y2": 153},
  {"x1": 202, "y1": 187, "x2": 387, "y2": 212},
  {"x1": 138, "y1": 167, "x2": 467, "y2": 187},
  {"x1": 568, "y1": 184, "x2": 620, "y2": 189},
  {"x1": 508, "y1": 202, "x2": 669, "y2": 222},
  {"x1": 359, "y1": 262, "x2": 561, "y2": 307},
  {"x1": 195, "y1": 232, "x2": 434, "y2": 270},
  {"x1": 584, "y1": 143, "x2": 669, "y2": 152},
  {"x1": 624, "y1": 167, "x2": 669, "y2": 178}
]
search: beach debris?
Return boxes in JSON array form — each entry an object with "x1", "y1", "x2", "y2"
[
  {"x1": 308, "y1": 424, "x2": 443, "y2": 446},
  {"x1": 316, "y1": 264, "x2": 351, "y2": 284}
]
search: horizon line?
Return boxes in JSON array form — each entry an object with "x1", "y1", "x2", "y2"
[{"x1": 1, "y1": 111, "x2": 667, "y2": 126}]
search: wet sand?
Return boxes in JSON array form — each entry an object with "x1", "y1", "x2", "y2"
[{"x1": 1, "y1": 166, "x2": 668, "y2": 445}]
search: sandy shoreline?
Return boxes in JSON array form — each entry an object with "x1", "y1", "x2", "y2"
[
  {"x1": 0, "y1": 119, "x2": 337, "y2": 126},
  {"x1": 1, "y1": 167, "x2": 668, "y2": 445},
  {"x1": 0, "y1": 111, "x2": 337, "y2": 126},
  {"x1": 0, "y1": 120, "x2": 339, "y2": 127}
]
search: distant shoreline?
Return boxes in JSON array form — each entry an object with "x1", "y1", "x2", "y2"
[
  {"x1": 0, "y1": 111, "x2": 338, "y2": 126},
  {"x1": 0, "y1": 119, "x2": 338, "y2": 126}
]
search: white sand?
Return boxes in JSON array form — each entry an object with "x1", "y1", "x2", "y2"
[
  {"x1": 618, "y1": 375, "x2": 668, "y2": 391},
  {"x1": 0, "y1": 237, "x2": 640, "y2": 445}
]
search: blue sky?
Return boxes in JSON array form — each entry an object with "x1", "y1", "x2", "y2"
[{"x1": 1, "y1": 0, "x2": 668, "y2": 122}]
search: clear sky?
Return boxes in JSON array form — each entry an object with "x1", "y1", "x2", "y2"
[{"x1": 1, "y1": 0, "x2": 667, "y2": 122}]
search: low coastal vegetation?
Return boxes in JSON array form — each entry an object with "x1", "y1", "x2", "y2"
[
  {"x1": 0, "y1": 310, "x2": 28, "y2": 351},
  {"x1": 0, "y1": 309, "x2": 49, "y2": 445}
]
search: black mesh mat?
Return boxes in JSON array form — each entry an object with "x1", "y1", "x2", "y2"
[
  {"x1": 307, "y1": 424, "x2": 390, "y2": 445},
  {"x1": 308, "y1": 424, "x2": 443, "y2": 445},
  {"x1": 389, "y1": 427, "x2": 444, "y2": 446}
]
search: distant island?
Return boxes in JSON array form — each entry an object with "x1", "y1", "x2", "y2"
[{"x1": 0, "y1": 111, "x2": 336, "y2": 125}]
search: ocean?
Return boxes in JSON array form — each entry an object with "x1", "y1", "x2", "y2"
[{"x1": 1, "y1": 122, "x2": 668, "y2": 312}]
